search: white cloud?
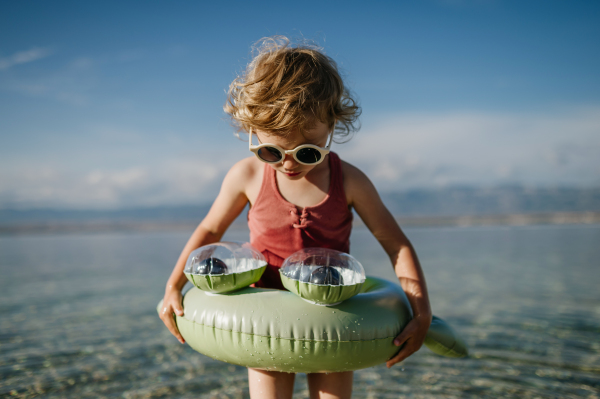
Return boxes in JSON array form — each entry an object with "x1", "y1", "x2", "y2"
[
  {"x1": 3, "y1": 66, "x2": 96, "y2": 106},
  {"x1": 69, "y1": 57, "x2": 95, "y2": 70},
  {"x1": 342, "y1": 106, "x2": 600, "y2": 190},
  {"x1": 0, "y1": 47, "x2": 53, "y2": 70},
  {"x1": 0, "y1": 48, "x2": 140, "y2": 106},
  {"x1": 115, "y1": 48, "x2": 146, "y2": 63},
  {"x1": 0, "y1": 159, "x2": 228, "y2": 209},
  {"x1": 1, "y1": 106, "x2": 598, "y2": 209}
]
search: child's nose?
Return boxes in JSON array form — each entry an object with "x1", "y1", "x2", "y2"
[{"x1": 282, "y1": 154, "x2": 298, "y2": 169}]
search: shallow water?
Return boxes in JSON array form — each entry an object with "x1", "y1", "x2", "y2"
[{"x1": 1, "y1": 224, "x2": 599, "y2": 398}]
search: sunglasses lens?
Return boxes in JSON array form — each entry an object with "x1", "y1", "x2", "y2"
[
  {"x1": 257, "y1": 146, "x2": 283, "y2": 163},
  {"x1": 296, "y1": 148, "x2": 322, "y2": 164}
]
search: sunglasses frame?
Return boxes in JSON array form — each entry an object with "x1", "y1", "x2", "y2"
[{"x1": 248, "y1": 129, "x2": 333, "y2": 165}]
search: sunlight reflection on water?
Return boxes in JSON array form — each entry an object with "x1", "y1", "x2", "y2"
[{"x1": 1, "y1": 224, "x2": 599, "y2": 398}]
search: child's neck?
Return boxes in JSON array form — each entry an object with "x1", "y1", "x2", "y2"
[{"x1": 275, "y1": 159, "x2": 331, "y2": 209}]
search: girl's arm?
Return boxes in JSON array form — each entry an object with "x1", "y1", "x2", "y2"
[
  {"x1": 343, "y1": 162, "x2": 432, "y2": 367},
  {"x1": 159, "y1": 159, "x2": 255, "y2": 343}
]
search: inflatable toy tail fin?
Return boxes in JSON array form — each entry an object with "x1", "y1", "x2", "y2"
[{"x1": 424, "y1": 315, "x2": 468, "y2": 358}]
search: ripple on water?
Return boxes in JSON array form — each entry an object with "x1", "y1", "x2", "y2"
[{"x1": 1, "y1": 226, "x2": 599, "y2": 398}]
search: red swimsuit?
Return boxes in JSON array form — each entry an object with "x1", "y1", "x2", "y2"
[{"x1": 248, "y1": 152, "x2": 353, "y2": 289}]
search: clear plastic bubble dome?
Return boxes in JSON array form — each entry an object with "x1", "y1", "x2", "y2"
[
  {"x1": 280, "y1": 248, "x2": 366, "y2": 286},
  {"x1": 185, "y1": 242, "x2": 266, "y2": 276}
]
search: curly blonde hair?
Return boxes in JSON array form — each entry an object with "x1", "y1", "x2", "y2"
[{"x1": 224, "y1": 36, "x2": 361, "y2": 141}]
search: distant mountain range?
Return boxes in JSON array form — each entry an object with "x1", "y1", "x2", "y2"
[
  {"x1": 1, "y1": 186, "x2": 599, "y2": 226},
  {"x1": 0, "y1": 204, "x2": 214, "y2": 224},
  {"x1": 379, "y1": 186, "x2": 600, "y2": 216}
]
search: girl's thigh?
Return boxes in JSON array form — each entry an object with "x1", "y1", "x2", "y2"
[
  {"x1": 307, "y1": 371, "x2": 353, "y2": 399},
  {"x1": 248, "y1": 368, "x2": 295, "y2": 399}
]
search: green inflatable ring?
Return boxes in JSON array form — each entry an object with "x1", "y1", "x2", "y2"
[{"x1": 157, "y1": 277, "x2": 467, "y2": 373}]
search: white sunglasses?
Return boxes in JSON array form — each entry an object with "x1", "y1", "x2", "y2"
[{"x1": 249, "y1": 129, "x2": 333, "y2": 165}]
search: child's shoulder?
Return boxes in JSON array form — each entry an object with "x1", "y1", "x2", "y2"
[
  {"x1": 340, "y1": 159, "x2": 372, "y2": 186},
  {"x1": 228, "y1": 156, "x2": 263, "y2": 177},
  {"x1": 340, "y1": 159, "x2": 379, "y2": 205},
  {"x1": 222, "y1": 156, "x2": 264, "y2": 199}
]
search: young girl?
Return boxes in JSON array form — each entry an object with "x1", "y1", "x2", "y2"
[{"x1": 159, "y1": 36, "x2": 432, "y2": 399}]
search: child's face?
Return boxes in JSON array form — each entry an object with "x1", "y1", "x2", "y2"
[{"x1": 254, "y1": 121, "x2": 332, "y2": 180}]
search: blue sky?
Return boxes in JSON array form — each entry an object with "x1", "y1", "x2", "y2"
[{"x1": 1, "y1": 0, "x2": 599, "y2": 209}]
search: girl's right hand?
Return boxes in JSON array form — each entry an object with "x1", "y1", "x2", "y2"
[{"x1": 159, "y1": 288, "x2": 186, "y2": 344}]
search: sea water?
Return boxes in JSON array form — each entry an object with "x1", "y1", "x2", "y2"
[{"x1": 1, "y1": 224, "x2": 599, "y2": 398}]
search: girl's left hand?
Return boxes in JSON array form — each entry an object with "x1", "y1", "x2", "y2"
[{"x1": 386, "y1": 314, "x2": 432, "y2": 368}]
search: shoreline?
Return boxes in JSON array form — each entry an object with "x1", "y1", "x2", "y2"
[{"x1": 1, "y1": 211, "x2": 599, "y2": 235}]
